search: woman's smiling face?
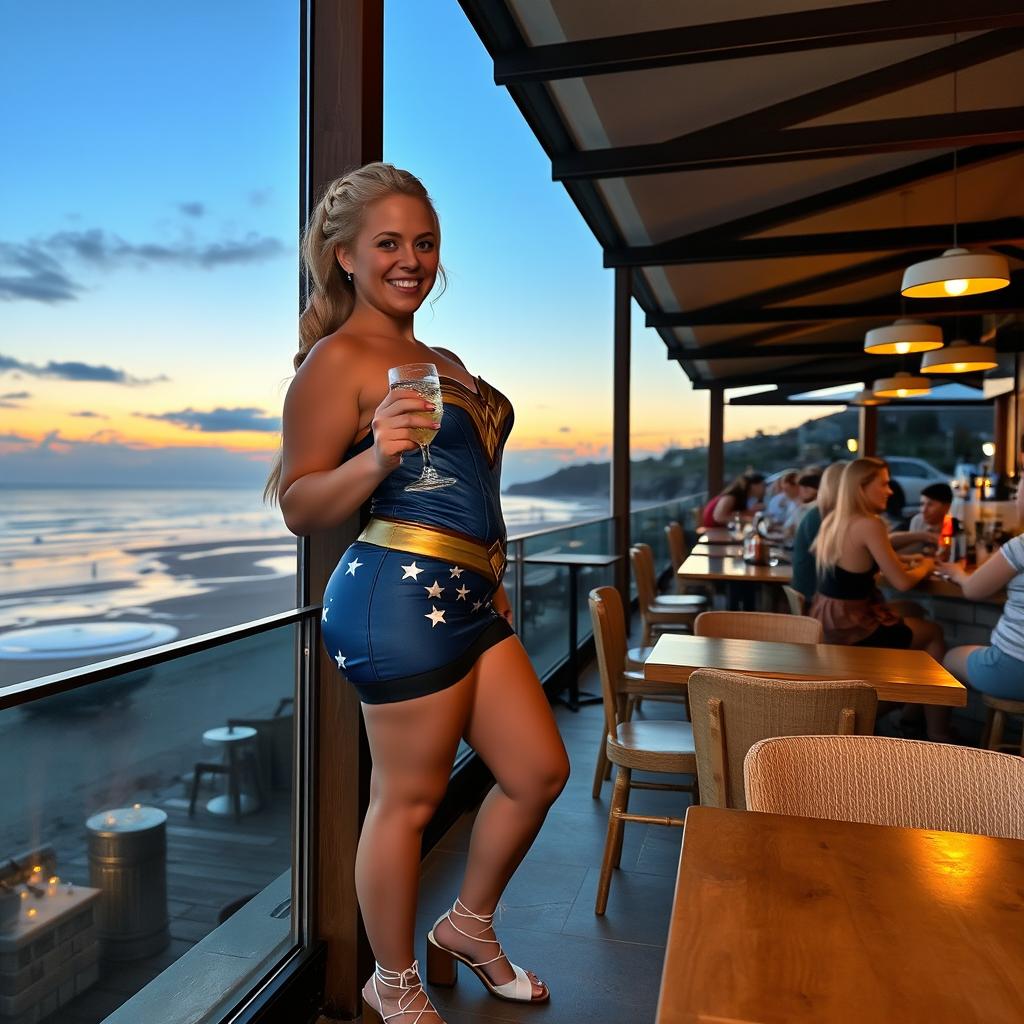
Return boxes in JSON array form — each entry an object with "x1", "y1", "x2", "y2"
[{"x1": 337, "y1": 193, "x2": 439, "y2": 317}]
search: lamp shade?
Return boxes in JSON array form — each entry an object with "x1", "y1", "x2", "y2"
[
  {"x1": 920, "y1": 339, "x2": 998, "y2": 374},
  {"x1": 873, "y1": 372, "x2": 931, "y2": 398},
  {"x1": 900, "y1": 247, "x2": 1010, "y2": 298},
  {"x1": 849, "y1": 388, "x2": 889, "y2": 406},
  {"x1": 863, "y1": 319, "x2": 943, "y2": 355}
]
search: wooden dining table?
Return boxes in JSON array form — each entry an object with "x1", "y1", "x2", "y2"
[
  {"x1": 678, "y1": 553, "x2": 793, "y2": 589},
  {"x1": 657, "y1": 806, "x2": 1024, "y2": 1023},
  {"x1": 643, "y1": 633, "x2": 966, "y2": 706}
]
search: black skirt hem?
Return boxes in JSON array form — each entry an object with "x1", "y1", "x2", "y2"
[{"x1": 353, "y1": 617, "x2": 515, "y2": 704}]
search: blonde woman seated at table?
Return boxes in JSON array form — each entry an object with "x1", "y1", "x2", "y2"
[
  {"x1": 938, "y1": 488, "x2": 1024, "y2": 703},
  {"x1": 810, "y1": 458, "x2": 949, "y2": 740}
]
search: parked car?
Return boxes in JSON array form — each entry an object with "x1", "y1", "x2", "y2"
[{"x1": 883, "y1": 457, "x2": 950, "y2": 518}]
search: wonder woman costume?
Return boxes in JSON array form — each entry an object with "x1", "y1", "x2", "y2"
[{"x1": 321, "y1": 375, "x2": 515, "y2": 703}]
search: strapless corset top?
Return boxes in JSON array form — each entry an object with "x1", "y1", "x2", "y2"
[{"x1": 345, "y1": 375, "x2": 514, "y2": 544}]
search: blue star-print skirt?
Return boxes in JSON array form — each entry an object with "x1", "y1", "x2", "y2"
[{"x1": 320, "y1": 541, "x2": 514, "y2": 703}]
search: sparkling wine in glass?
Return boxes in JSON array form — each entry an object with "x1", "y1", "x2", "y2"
[{"x1": 387, "y1": 362, "x2": 457, "y2": 491}]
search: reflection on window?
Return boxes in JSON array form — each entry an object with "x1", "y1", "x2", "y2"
[{"x1": 0, "y1": 627, "x2": 297, "y2": 1023}]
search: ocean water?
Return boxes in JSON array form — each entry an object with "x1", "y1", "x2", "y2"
[{"x1": 0, "y1": 488, "x2": 601, "y2": 630}]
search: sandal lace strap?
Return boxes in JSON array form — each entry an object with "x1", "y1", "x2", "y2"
[
  {"x1": 372, "y1": 961, "x2": 440, "y2": 1023},
  {"x1": 445, "y1": 898, "x2": 508, "y2": 970}
]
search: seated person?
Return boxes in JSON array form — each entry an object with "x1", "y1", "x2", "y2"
[
  {"x1": 938, "y1": 482, "x2": 1024, "y2": 703},
  {"x1": 809, "y1": 458, "x2": 949, "y2": 740},
  {"x1": 765, "y1": 470, "x2": 799, "y2": 527},
  {"x1": 701, "y1": 472, "x2": 766, "y2": 528},
  {"x1": 890, "y1": 482, "x2": 952, "y2": 554},
  {"x1": 791, "y1": 462, "x2": 845, "y2": 604},
  {"x1": 782, "y1": 472, "x2": 820, "y2": 540}
]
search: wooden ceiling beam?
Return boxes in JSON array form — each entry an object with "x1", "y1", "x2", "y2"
[
  {"x1": 493, "y1": 1, "x2": 1024, "y2": 84},
  {"x1": 557, "y1": 107, "x2": 1024, "y2": 180}
]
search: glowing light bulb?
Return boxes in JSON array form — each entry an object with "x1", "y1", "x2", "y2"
[
  {"x1": 19, "y1": 891, "x2": 28, "y2": 901},
  {"x1": 31, "y1": 866, "x2": 41, "y2": 874},
  {"x1": 26, "y1": 908, "x2": 37, "y2": 919},
  {"x1": 982, "y1": 442, "x2": 996, "y2": 457},
  {"x1": 895, "y1": 342, "x2": 911, "y2": 354},
  {"x1": 897, "y1": 388, "x2": 908, "y2": 397},
  {"x1": 846, "y1": 438, "x2": 858, "y2": 453},
  {"x1": 943, "y1": 278, "x2": 969, "y2": 296}
]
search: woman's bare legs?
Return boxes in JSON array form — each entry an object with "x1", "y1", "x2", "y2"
[
  {"x1": 904, "y1": 616, "x2": 952, "y2": 741},
  {"x1": 357, "y1": 679, "x2": 475, "y2": 1019},
  {"x1": 431, "y1": 635, "x2": 570, "y2": 998},
  {"x1": 944, "y1": 645, "x2": 984, "y2": 684}
]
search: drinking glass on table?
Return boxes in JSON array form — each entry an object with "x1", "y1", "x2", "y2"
[{"x1": 387, "y1": 362, "x2": 457, "y2": 491}]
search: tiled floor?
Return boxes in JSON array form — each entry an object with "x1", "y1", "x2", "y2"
[{"x1": 415, "y1": 659, "x2": 691, "y2": 1024}]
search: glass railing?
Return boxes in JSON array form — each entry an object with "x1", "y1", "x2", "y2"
[
  {"x1": 0, "y1": 616, "x2": 305, "y2": 1024},
  {"x1": 505, "y1": 494, "x2": 705, "y2": 678}
]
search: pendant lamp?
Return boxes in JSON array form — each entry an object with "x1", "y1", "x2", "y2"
[
  {"x1": 919, "y1": 339, "x2": 998, "y2": 374},
  {"x1": 849, "y1": 388, "x2": 889, "y2": 407},
  {"x1": 863, "y1": 318, "x2": 943, "y2": 355},
  {"x1": 901, "y1": 247, "x2": 1010, "y2": 299},
  {"x1": 873, "y1": 372, "x2": 931, "y2": 399}
]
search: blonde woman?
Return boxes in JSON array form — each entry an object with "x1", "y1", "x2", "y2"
[
  {"x1": 810, "y1": 458, "x2": 950, "y2": 740},
  {"x1": 790, "y1": 460, "x2": 846, "y2": 603},
  {"x1": 271, "y1": 164, "x2": 567, "y2": 1022}
]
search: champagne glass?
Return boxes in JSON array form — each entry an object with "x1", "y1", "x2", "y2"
[{"x1": 387, "y1": 362, "x2": 457, "y2": 491}]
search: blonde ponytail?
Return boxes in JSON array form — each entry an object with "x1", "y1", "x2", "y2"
[{"x1": 264, "y1": 163, "x2": 443, "y2": 503}]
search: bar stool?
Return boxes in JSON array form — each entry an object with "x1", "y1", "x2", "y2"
[
  {"x1": 982, "y1": 696, "x2": 1024, "y2": 755},
  {"x1": 189, "y1": 725, "x2": 264, "y2": 821}
]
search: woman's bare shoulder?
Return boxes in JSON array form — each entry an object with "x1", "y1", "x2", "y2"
[{"x1": 429, "y1": 345, "x2": 467, "y2": 370}]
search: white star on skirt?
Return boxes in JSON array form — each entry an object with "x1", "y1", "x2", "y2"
[
  {"x1": 424, "y1": 580, "x2": 444, "y2": 599},
  {"x1": 449, "y1": 566, "x2": 464, "y2": 578},
  {"x1": 425, "y1": 605, "x2": 446, "y2": 627},
  {"x1": 471, "y1": 600, "x2": 483, "y2": 612},
  {"x1": 401, "y1": 561, "x2": 424, "y2": 580},
  {"x1": 456, "y1": 584, "x2": 470, "y2": 600},
  {"x1": 335, "y1": 651, "x2": 346, "y2": 668},
  {"x1": 345, "y1": 557, "x2": 364, "y2": 576}
]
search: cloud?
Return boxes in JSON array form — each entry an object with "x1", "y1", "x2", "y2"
[
  {"x1": 0, "y1": 432, "x2": 31, "y2": 444},
  {"x1": 0, "y1": 353, "x2": 168, "y2": 386},
  {"x1": 0, "y1": 242, "x2": 82, "y2": 303},
  {"x1": 177, "y1": 201, "x2": 205, "y2": 218},
  {"x1": 45, "y1": 228, "x2": 285, "y2": 270},
  {"x1": 0, "y1": 224, "x2": 287, "y2": 304},
  {"x1": 71, "y1": 410, "x2": 110, "y2": 420},
  {"x1": 135, "y1": 406, "x2": 281, "y2": 433},
  {"x1": 558, "y1": 426, "x2": 571, "y2": 433},
  {"x1": 0, "y1": 389, "x2": 30, "y2": 408}
]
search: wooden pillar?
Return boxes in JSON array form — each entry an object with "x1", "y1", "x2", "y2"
[
  {"x1": 308, "y1": 1, "x2": 382, "y2": 1017},
  {"x1": 858, "y1": 405, "x2": 877, "y2": 458},
  {"x1": 994, "y1": 393, "x2": 1012, "y2": 477},
  {"x1": 611, "y1": 268, "x2": 632, "y2": 610},
  {"x1": 707, "y1": 386, "x2": 724, "y2": 497}
]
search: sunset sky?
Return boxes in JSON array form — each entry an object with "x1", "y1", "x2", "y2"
[{"x1": 1, "y1": 1, "x2": 828, "y2": 490}]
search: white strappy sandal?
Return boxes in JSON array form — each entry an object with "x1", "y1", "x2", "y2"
[
  {"x1": 362, "y1": 960, "x2": 443, "y2": 1024},
  {"x1": 426, "y1": 898, "x2": 549, "y2": 1004}
]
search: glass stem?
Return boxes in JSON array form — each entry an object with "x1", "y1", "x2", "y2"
[{"x1": 420, "y1": 444, "x2": 433, "y2": 469}]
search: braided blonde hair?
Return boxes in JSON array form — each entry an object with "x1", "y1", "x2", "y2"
[{"x1": 264, "y1": 163, "x2": 445, "y2": 502}]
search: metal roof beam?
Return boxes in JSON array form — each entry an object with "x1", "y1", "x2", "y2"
[
  {"x1": 556, "y1": 107, "x2": 1024, "y2": 180},
  {"x1": 608, "y1": 217, "x2": 1024, "y2": 268},
  {"x1": 493, "y1": 1, "x2": 1024, "y2": 83}
]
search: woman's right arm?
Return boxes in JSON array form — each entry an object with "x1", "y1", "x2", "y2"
[
  {"x1": 712, "y1": 494, "x2": 735, "y2": 525},
  {"x1": 861, "y1": 517, "x2": 934, "y2": 591},
  {"x1": 277, "y1": 342, "x2": 437, "y2": 535}
]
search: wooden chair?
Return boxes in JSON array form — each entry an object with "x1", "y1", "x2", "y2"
[
  {"x1": 981, "y1": 695, "x2": 1024, "y2": 755},
  {"x1": 630, "y1": 543, "x2": 705, "y2": 646},
  {"x1": 694, "y1": 610, "x2": 823, "y2": 645},
  {"x1": 665, "y1": 520, "x2": 689, "y2": 593},
  {"x1": 589, "y1": 586, "x2": 697, "y2": 914},
  {"x1": 744, "y1": 735, "x2": 1024, "y2": 840},
  {"x1": 782, "y1": 584, "x2": 805, "y2": 616},
  {"x1": 688, "y1": 669, "x2": 876, "y2": 809}
]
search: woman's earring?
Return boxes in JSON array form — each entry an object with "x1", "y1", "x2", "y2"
[{"x1": 346, "y1": 271, "x2": 353, "y2": 283}]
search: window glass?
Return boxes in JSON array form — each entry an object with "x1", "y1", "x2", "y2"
[{"x1": 1, "y1": 2, "x2": 300, "y2": 687}]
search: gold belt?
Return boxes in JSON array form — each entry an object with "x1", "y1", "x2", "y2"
[{"x1": 357, "y1": 517, "x2": 506, "y2": 585}]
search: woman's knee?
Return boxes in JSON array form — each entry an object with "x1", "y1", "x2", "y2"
[
  {"x1": 369, "y1": 781, "x2": 449, "y2": 833},
  {"x1": 505, "y1": 747, "x2": 570, "y2": 807}
]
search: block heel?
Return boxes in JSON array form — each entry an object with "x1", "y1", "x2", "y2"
[{"x1": 426, "y1": 933, "x2": 458, "y2": 987}]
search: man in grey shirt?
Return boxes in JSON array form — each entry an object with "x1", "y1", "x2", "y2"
[{"x1": 891, "y1": 482, "x2": 952, "y2": 553}]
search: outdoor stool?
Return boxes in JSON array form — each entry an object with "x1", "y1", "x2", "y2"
[
  {"x1": 982, "y1": 695, "x2": 1024, "y2": 756},
  {"x1": 189, "y1": 725, "x2": 264, "y2": 821}
]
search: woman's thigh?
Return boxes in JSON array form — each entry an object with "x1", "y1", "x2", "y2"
[
  {"x1": 361, "y1": 680, "x2": 475, "y2": 810},
  {"x1": 944, "y1": 645, "x2": 984, "y2": 685},
  {"x1": 904, "y1": 615, "x2": 942, "y2": 651},
  {"x1": 463, "y1": 635, "x2": 569, "y2": 801},
  {"x1": 965, "y1": 645, "x2": 1024, "y2": 701}
]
